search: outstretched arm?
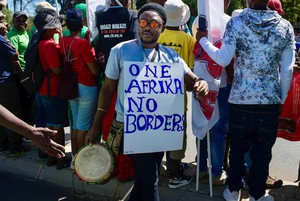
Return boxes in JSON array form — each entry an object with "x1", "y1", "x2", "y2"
[{"x1": 0, "y1": 105, "x2": 65, "y2": 158}]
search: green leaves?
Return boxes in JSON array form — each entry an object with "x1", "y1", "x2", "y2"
[{"x1": 282, "y1": 0, "x2": 300, "y2": 29}]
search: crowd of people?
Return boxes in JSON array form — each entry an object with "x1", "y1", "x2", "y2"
[{"x1": 0, "y1": 0, "x2": 297, "y2": 200}]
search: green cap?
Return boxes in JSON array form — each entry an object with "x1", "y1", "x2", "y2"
[{"x1": 75, "y1": 3, "x2": 86, "y2": 18}]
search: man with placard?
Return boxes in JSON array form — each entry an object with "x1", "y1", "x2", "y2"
[{"x1": 86, "y1": 3, "x2": 208, "y2": 201}]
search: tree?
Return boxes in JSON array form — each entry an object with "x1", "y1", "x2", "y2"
[
  {"x1": 54, "y1": 0, "x2": 86, "y2": 14},
  {"x1": 22, "y1": 0, "x2": 40, "y2": 11},
  {"x1": 48, "y1": 0, "x2": 75, "y2": 14},
  {"x1": 2, "y1": 7, "x2": 12, "y2": 24},
  {"x1": 10, "y1": 0, "x2": 46, "y2": 13},
  {"x1": 183, "y1": 0, "x2": 197, "y2": 17},
  {"x1": 136, "y1": 0, "x2": 147, "y2": 9},
  {"x1": 10, "y1": 0, "x2": 300, "y2": 30},
  {"x1": 226, "y1": 0, "x2": 244, "y2": 16},
  {"x1": 182, "y1": 0, "x2": 244, "y2": 17},
  {"x1": 282, "y1": 0, "x2": 300, "y2": 28},
  {"x1": 11, "y1": 0, "x2": 86, "y2": 15},
  {"x1": 13, "y1": 0, "x2": 17, "y2": 12}
]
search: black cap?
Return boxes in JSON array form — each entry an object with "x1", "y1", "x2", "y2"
[
  {"x1": 13, "y1": 11, "x2": 28, "y2": 19},
  {"x1": 138, "y1": 3, "x2": 167, "y2": 25}
]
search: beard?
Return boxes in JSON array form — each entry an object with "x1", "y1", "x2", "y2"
[
  {"x1": 138, "y1": 27, "x2": 162, "y2": 46},
  {"x1": 140, "y1": 37, "x2": 157, "y2": 44},
  {"x1": 139, "y1": 31, "x2": 159, "y2": 45}
]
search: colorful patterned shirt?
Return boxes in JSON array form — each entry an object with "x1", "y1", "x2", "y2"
[{"x1": 200, "y1": 8, "x2": 295, "y2": 104}]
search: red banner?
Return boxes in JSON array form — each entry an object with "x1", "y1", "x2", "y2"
[{"x1": 277, "y1": 69, "x2": 300, "y2": 141}]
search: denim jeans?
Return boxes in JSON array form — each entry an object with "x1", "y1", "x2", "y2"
[
  {"x1": 129, "y1": 152, "x2": 164, "y2": 201},
  {"x1": 198, "y1": 86, "x2": 230, "y2": 176},
  {"x1": 40, "y1": 94, "x2": 68, "y2": 127},
  {"x1": 35, "y1": 92, "x2": 46, "y2": 127},
  {"x1": 226, "y1": 104, "x2": 279, "y2": 199}
]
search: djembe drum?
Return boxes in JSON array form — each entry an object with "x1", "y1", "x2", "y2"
[{"x1": 74, "y1": 143, "x2": 114, "y2": 184}]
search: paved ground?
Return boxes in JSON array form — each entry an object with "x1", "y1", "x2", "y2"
[{"x1": 0, "y1": 138, "x2": 299, "y2": 201}]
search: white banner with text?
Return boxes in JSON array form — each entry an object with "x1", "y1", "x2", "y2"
[{"x1": 123, "y1": 61, "x2": 185, "y2": 154}]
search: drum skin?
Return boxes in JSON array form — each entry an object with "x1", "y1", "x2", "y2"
[{"x1": 74, "y1": 143, "x2": 114, "y2": 184}]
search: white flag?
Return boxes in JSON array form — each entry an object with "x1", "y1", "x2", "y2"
[{"x1": 192, "y1": 0, "x2": 226, "y2": 139}]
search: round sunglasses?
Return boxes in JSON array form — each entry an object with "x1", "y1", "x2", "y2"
[{"x1": 139, "y1": 19, "x2": 161, "y2": 30}]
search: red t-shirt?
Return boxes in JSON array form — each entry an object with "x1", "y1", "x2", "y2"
[
  {"x1": 60, "y1": 37, "x2": 97, "y2": 86},
  {"x1": 38, "y1": 36, "x2": 61, "y2": 96}
]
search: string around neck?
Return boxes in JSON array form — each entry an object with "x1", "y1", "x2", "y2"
[{"x1": 137, "y1": 38, "x2": 160, "y2": 62}]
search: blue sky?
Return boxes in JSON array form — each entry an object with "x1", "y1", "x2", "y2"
[{"x1": 7, "y1": 0, "x2": 60, "y2": 17}]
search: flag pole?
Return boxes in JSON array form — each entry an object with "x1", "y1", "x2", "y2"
[
  {"x1": 207, "y1": 131, "x2": 213, "y2": 197},
  {"x1": 196, "y1": 137, "x2": 200, "y2": 191},
  {"x1": 54, "y1": 0, "x2": 59, "y2": 15},
  {"x1": 86, "y1": 0, "x2": 90, "y2": 28}
]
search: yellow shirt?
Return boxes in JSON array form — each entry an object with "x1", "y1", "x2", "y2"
[
  {"x1": 158, "y1": 29, "x2": 196, "y2": 69},
  {"x1": 159, "y1": 29, "x2": 196, "y2": 111}
]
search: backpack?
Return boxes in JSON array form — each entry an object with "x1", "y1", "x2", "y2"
[
  {"x1": 57, "y1": 39, "x2": 78, "y2": 100},
  {"x1": 21, "y1": 32, "x2": 45, "y2": 94}
]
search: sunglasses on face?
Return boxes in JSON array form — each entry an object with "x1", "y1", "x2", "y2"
[{"x1": 139, "y1": 19, "x2": 161, "y2": 30}]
